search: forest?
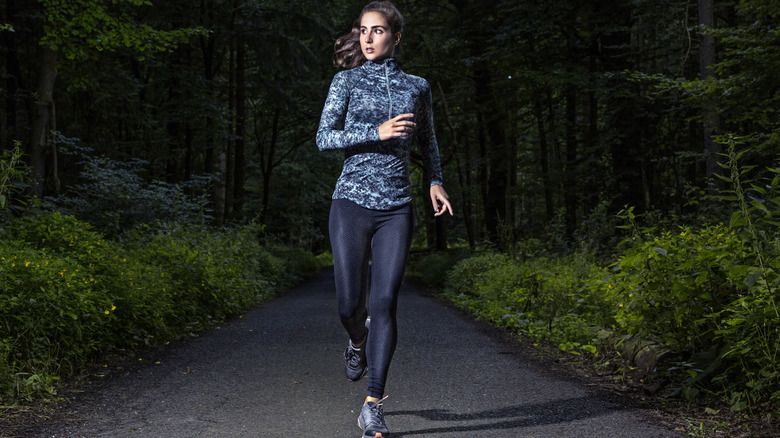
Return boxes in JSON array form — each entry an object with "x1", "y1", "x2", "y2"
[{"x1": 1, "y1": 0, "x2": 780, "y2": 426}]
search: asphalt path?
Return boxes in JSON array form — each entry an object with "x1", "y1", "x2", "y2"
[{"x1": 21, "y1": 268, "x2": 683, "y2": 438}]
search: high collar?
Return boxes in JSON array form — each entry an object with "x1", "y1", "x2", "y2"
[{"x1": 361, "y1": 58, "x2": 399, "y2": 75}]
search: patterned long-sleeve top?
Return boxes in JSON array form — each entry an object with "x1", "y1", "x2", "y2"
[{"x1": 316, "y1": 58, "x2": 444, "y2": 211}]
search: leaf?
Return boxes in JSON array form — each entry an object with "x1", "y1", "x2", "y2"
[
  {"x1": 729, "y1": 211, "x2": 746, "y2": 228},
  {"x1": 619, "y1": 252, "x2": 645, "y2": 269},
  {"x1": 745, "y1": 271, "x2": 763, "y2": 288},
  {"x1": 651, "y1": 247, "x2": 668, "y2": 256}
]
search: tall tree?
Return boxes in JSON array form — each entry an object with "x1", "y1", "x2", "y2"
[
  {"x1": 27, "y1": 0, "x2": 199, "y2": 197},
  {"x1": 698, "y1": 0, "x2": 720, "y2": 193}
]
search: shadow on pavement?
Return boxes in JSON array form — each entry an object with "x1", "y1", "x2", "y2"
[{"x1": 386, "y1": 396, "x2": 625, "y2": 436}]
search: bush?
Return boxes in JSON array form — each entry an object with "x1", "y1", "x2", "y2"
[
  {"x1": 109, "y1": 223, "x2": 290, "y2": 345},
  {"x1": 406, "y1": 247, "x2": 474, "y2": 287},
  {"x1": 0, "y1": 212, "x2": 314, "y2": 404},
  {"x1": 0, "y1": 241, "x2": 113, "y2": 401},
  {"x1": 596, "y1": 224, "x2": 748, "y2": 353},
  {"x1": 49, "y1": 144, "x2": 211, "y2": 235},
  {"x1": 443, "y1": 252, "x2": 609, "y2": 347},
  {"x1": 269, "y1": 245, "x2": 322, "y2": 280}
]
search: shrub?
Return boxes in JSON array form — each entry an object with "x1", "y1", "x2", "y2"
[
  {"x1": 49, "y1": 144, "x2": 211, "y2": 235},
  {"x1": 443, "y1": 252, "x2": 609, "y2": 346},
  {"x1": 0, "y1": 143, "x2": 26, "y2": 214},
  {"x1": 269, "y1": 245, "x2": 321, "y2": 280},
  {"x1": 0, "y1": 213, "x2": 313, "y2": 404},
  {"x1": 597, "y1": 224, "x2": 748, "y2": 353},
  {"x1": 0, "y1": 242, "x2": 114, "y2": 401},
  {"x1": 111, "y1": 223, "x2": 290, "y2": 343},
  {"x1": 406, "y1": 247, "x2": 474, "y2": 287}
]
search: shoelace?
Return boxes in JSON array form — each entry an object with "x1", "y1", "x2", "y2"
[
  {"x1": 345, "y1": 346, "x2": 362, "y2": 365},
  {"x1": 364, "y1": 396, "x2": 389, "y2": 426}
]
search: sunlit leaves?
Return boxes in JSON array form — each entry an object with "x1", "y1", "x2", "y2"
[{"x1": 37, "y1": 0, "x2": 205, "y2": 60}]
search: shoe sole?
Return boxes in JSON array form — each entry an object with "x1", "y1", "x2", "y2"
[
  {"x1": 358, "y1": 420, "x2": 386, "y2": 438},
  {"x1": 347, "y1": 366, "x2": 367, "y2": 382},
  {"x1": 358, "y1": 416, "x2": 388, "y2": 437}
]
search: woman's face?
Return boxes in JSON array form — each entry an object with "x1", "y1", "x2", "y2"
[{"x1": 360, "y1": 11, "x2": 399, "y2": 62}]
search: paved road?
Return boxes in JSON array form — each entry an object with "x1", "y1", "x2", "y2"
[{"x1": 22, "y1": 269, "x2": 682, "y2": 437}]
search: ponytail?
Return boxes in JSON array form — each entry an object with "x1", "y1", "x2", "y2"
[
  {"x1": 332, "y1": 1, "x2": 404, "y2": 70},
  {"x1": 333, "y1": 23, "x2": 365, "y2": 70}
]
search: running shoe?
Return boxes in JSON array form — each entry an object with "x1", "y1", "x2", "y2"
[
  {"x1": 344, "y1": 318, "x2": 370, "y2": 381},
  {"x1": 358, "y1": 397, "x2": 390, "y2": 438},
  {"x1": 344, "y1": 339, "x2": 367, "y2": 381}
]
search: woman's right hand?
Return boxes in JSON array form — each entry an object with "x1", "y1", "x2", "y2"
[{"x1": 378, "y1": 113, "x2": 416, "y2": 141}]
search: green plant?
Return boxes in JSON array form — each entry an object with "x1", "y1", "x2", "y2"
[
  {"x1": 602, "y1": 224, "x2": 746, "y2": 353},
  {"x1": 406, "y1": 247, "x2": 473, "y2": 287},
  {"x1": 0, "y1": 212, "x2": 314, "y2": 405},
  {"x1": 0, "y1": 243, "x2": 114, "y2": 402},
  {"x1": 704, "y1": 135, "x2": 780, "y2": 413},
  {"x1": 0, "y1": 142, "x2": 26, "y2": 213},
  {"x1": 50, "y1": 142, "x2": 212, "y2": 235},
  {"x1": 443, "y1": 252, "x2": 609, "y2": 346},
  {"x1": 683, "y1": 417, "x2": 729, "y2": 438},
  {"x1": 600, "y1": 136, "x2": 780, "y2": 414}
]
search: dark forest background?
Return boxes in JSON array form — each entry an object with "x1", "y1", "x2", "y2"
[
  {"x1": 2, "y1": 0, "x2": 780, "y2": 421},
  {"x1": 3, "y1": 0, "x2": 776, "y2": 253}
]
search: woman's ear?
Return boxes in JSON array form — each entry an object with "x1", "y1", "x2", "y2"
[{"x1": 394, "y1": 33, "x2": 402, "y2": 46}]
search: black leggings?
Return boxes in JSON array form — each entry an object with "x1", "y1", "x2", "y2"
[{"x1": 329, "y1": 198, "x2": 414, "y2": 399}]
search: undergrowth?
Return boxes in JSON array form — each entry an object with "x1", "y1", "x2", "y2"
[
  {"x1": 410, "y1": 135, "x2": 780, "y2": 417},
  {"x1": 0, "y1": 212, "x2": 321, "y2": 404}
]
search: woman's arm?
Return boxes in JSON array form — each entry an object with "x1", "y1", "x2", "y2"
[
  {"x1": 415, "y1": 81, "x2": 444, "y2": 186},
  {"x1": 316, "y1": 73, "x2": 381, "y2": 151},
  {"x1": 416, "y1": 80, "x2": 452, "y2": 216}
]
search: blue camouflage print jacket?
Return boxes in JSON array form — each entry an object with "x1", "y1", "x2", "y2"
[{"x1": 316, "y1": 58, "x2": 444, "y2": 211}]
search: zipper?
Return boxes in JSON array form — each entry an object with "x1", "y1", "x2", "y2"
[{"x1": 384, "y1": 62, "x2": 392, "y2": 119}]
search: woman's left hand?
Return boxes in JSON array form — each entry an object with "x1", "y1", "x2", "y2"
[{"x1": 430, "y1": 185, "x2": 453, "y2": 217}]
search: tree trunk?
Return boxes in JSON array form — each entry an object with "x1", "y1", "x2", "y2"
[
  {"x1": 2, "y1": 0, "x2": 23, "y2": 151},
  {"x1": 199, "y1": 0, "x2": 220, "y2": 222},
  {"x1": 698, "y1": 0, "x2": 720, "y2": 193},
  {"x1": 533, "y1": 89, "x2": 554, "y2": 223},
  {"x1": 564, "y1": 82, "x2": 578, "y2": 240},
  {"x1": 214, "y1": 148, "x2": 226, "y2": 226},
  {"x1": 474, "y1": 60, "x2": 508, "y2": 248},
  {"x1": 234, "y1": 39, "x2": 246, "y2": 216},
  {"x1": 437, "y1": 82, "x2": 476, "y2": 249},
  {"x1": 224, "y1": 40, "x2": 235, "y2": 223},
  {"x1": 29, "y1": 46, "x2": 57, "y2": 198},
  {"x1": 259, "y1": 108, "x2": 280, "y2": 226}
]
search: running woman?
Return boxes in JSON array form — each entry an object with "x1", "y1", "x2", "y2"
[{"x1": 316, "y1": 2, "x2": 453, "y2": 436}]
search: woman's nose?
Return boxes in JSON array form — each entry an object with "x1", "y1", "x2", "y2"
[{"x1": 364, "y1": 31, "x2": 372, "y2": 43}]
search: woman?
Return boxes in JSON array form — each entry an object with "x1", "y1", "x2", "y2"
[{"x1": 316, "y1": 2, "x2": 452, "y2": 437}]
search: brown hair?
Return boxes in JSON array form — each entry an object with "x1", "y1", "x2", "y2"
[{"x1": 333, "y1": 1, "x2": 404, "y2": 70}]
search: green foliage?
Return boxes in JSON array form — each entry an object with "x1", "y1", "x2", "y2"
[
  {"x1": 38, "y1": 0, "x2": 205, "y2": 61},
  {"x1": 50, "y1": 143, "x2": 212, "y2": 235},
  {"x1": 0, "y1": 142, "x2": 27, "y2": 213},
  {"x1": 0, "y1": 240, "x2": 112, "y2": 401},
  {"x1": 107, "y1": 222, "x2": 290, "y2": 343},
  {"x1": 435, "y1": 138, "x2": 780, "y2": 415},
  {"x1": 600, "y1": 224, "x2": 746, "y2": 353},
  {"x1": 599, "y1": 137, "x2": 780, "y2": 413},
  {"x1": 267, "y1": 245, "x2": 324, "y2": 280},
  {"x1": 406, "y1": 247, "x2": 474, "y2": 287},
  {"x1": 0, "y1": 212, "x2": 314, "y2": 404},
  {"x1": 442, "y1": 252, "x2": 609, "y2": 347}
]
